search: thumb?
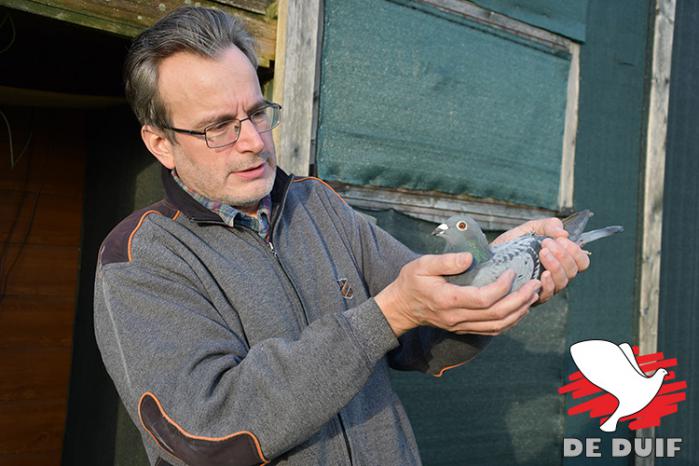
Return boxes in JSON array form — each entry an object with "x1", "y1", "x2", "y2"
[{"x1": 417, "y1": 252, "x2": 473, "y2": 277}]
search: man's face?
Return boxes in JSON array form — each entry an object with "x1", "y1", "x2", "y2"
[{"x1": 155, "y1": 46, "x2": 276, "y2": 211}]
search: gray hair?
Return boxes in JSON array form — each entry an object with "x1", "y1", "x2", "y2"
[{"x1": 124, "y1": 6, "x2": 258, "y2": 131}]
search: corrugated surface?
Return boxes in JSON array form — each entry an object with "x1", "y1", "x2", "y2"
[
  {"x1": 563, "y1": 0, "x2": 652, "y2": 463},
  {"x1": 471, "y1": 0, "x2": 588, "y2": 42},
  {"x1": 657, "y1": 0, "x2": 699, "y2": 462},
  {"x1": 317, "y1": 0, "x2": 571, "y2": 210}
]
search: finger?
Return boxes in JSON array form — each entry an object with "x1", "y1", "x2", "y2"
[
  {"x1": 540, "y1": 247, "x2": 568, "y2": 292},
  {"x1": 544, "y1": 238, "x2": 578, "y2": 279},
  {"x1": 482, "y1": 278, "x2": 540, "y2": 321},
  {"x1": 537, "y1": 270, "x2": 555, "y2": 303},
  {"x1": 448, "y1": 278, "x2": 539, "y2": 324},
  {"x1": 528, "y1": 218, "x2": 568, "y2": 238},
  {"x1": 452, "y1": 269, "x2": 516, "y2": 309},
  {"x1": 562, "y1": 239, "x2": 591, "y2": 272},
  {"x1": 416, "y1": 252, "x2": 473, "y2": 277},
  {"x1": 454, "y1": 293, "x2": 537, "y2": 335}
]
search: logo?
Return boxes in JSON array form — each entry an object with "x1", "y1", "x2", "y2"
[{"x1": 559, "y1": 340, "x2": 687, "y2": 458}]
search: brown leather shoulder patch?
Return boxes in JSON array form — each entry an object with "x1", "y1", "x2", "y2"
[
  {"x1": 99, "y1": 201, "x2": 180, "y2": 267},
  {"x1": 138, "y1": 392, "x2": 269, "y2": 466}
]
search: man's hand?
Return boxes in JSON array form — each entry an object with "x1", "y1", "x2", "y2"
[
  {"x1": 375, "y1": 253, "x2": 540, "y2": 337},
  {"x1": 492, "y1": 217, "x2": 590, "y2": 303}
]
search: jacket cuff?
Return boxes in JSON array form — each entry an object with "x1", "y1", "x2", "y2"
[{"x1": 343, "y1": 298, "x2": 400, "y2": 368}]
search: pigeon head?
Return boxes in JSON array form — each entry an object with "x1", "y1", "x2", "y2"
[{"x1": 432, "y1": 215, "x2": 491, "y2": 260}]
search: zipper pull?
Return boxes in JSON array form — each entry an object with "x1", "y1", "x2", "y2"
[{"x1": 268, "y1": 241, "x2": 278, "y2": 257}]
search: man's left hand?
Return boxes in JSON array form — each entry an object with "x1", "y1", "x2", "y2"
[{"x1": 491, "y1": 217, "x2": 590, "y2": 304}]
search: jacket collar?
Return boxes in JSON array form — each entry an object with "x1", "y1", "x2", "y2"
[{"x1": 161, "y1": 165, "x2": 294, "y2": 225}]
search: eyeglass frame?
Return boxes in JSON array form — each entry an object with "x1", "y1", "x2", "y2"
[{"x1": 162, "y1": 101, "x2": 282, "y2": 148}]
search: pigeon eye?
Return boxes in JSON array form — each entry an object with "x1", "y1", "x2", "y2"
[{"x1": 457, "y1": 221, "x2": 468, "y2": 231}]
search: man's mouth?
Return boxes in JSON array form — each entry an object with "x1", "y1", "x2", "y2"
[{"x1": 234, "y1": 162, "x2": 266, "y2": 180}]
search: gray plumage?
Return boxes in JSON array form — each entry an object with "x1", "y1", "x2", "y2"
[{"x1": 432, "y1": 210, "x2": 623, "y2": 291}]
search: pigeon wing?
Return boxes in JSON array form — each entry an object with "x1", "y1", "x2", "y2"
[{"x1": 468, "y1": 236, "x2": 542, "y2": 291}]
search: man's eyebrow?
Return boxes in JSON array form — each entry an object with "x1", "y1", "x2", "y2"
[{"x1": 193, "y1": 100, "x2": 269, "y2": 129}]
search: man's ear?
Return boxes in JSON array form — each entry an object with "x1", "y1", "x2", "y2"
[{"x1": 141, "y1": 125, "x2": 176, "y2": 169}]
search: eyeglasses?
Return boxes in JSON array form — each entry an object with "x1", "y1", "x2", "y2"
[{"x1": 163, "y1": 102, "x2": 282, "y2": 148}]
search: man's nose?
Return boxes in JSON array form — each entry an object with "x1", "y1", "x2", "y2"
[{"x1": 236, "y1": 118, "x2": 265, "y2": 153}]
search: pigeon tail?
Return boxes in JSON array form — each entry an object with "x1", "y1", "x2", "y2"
[
  {"x1": 577, "y1": 226, "x2": 624, "y2": 246},
  {"x1": 562, "y1": 210, "x2": 593, "y2": 241}
]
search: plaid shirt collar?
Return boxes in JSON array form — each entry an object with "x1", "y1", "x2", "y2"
[{"x1": 171, "y1": 170, "x2": 272, "y2": 240}]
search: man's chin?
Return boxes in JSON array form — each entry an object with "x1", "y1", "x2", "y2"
[{"x1": 223, "y1": 174, "x2": 275, "y2": 209}]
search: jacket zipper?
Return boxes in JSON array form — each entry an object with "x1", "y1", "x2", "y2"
[
  {"x1": 244, "y1": 230, "x2": 355, "y2": 466},
  {"x1": 192, "y1": 175, "x2": 355, "y2": 465}
]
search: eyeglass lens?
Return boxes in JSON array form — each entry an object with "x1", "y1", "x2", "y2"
[{"x1": 205, "y1": 105, "x2": 281, "y2": 148}]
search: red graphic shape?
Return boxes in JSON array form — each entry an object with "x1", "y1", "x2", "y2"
[{"x1": 559, "y1": 345, "x2": 687, "y2": 430}]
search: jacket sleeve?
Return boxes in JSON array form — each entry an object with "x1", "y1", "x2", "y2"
[
  {"x1": 313, "y1": 183, "x2": 491, "y2": 377},
  {"x1": 94, "y1": 251, "x2": 399, "y2": 465}
]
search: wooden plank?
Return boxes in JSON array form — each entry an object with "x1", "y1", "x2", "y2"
[
  {"x1": 273, "y1": 0, "x2": 321, "y2": 175},
  {"x1": 0, "y1": 295, "x2": 75, "y2": 349},
  {"x1": 0, "y1": 0, "x2": 277, "y2": 67},
  {"x1": 559, "y1": 42, "x2": 580, "y2": 210},
  {"x1": 636, "y1": 0, "x2": 676, "y2": 464},
  {"x1": 0, "y1": 451, "x2": 60, "y2": 466},
  {"x1": 0, "y1": 398, "x2": 66, "y2": 454},
  {"x1": 0, "y1": 348, "x2": 73, "y2": 402},
  {"x1": 330, "y1": 181, "x2": 556, "y2": 231},
  {"x1": 215, "y1": 0, "x2": 274, "y2": 15},
  {"x1": 1, "y1": 244, "x2": 80, "y2": 297},
  {"x1": 0, "y1": 191, "x2": 82, "y2": 246},
  {"x1": 0, "y1": 109, "x2": 86, "y2": 197}
]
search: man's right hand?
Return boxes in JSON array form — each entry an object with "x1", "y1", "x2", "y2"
[{"x1": 374, "y1": 252, "x2": 541, "y2": 337}]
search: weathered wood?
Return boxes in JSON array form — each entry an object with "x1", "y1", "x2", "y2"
[
  {"x1": 273, "y1": 0, "x2": 321, "y2": 175},
  {"x1": 1, "y1": 244, "x2": 80, "y2": 297},
  {"x1": 0, "y1": 295, "x2": 75, "y2": 349},
  {"x1": 0, "y1": 0, "x2": 277, "y2": 67},
  {"x1": 0, "y1": 451, "x2": 61, "y2": 466},
  {"x1": 0, "y1": 398, "x2": 66, "y2": 454},
  {"x1": 0, "y1": 192, "x2": 83, "y2": 246},
  {"x1": 330, "y1": 182, "x2": 556, "y2": 231},
  {"x1": 418, "y1": 0, "x2": 572, "y2": 52},
  {"x1": 636, "y1": 0, "x2": 676, "y2": 465},
  {"x1": 214, "y1": 0, "x2": 274, "y2": 15},
  {"x1": 0, "y1": 348, "x2": 73, "y2": 402},
  {"x1": 559, "y1": 43, "x2": 580, "y2": 210}
]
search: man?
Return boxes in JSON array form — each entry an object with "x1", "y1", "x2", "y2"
[{"x1": 94, "y1": 7, "x2": 589, "y2": 466}]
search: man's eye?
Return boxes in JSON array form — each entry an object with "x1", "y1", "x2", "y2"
[{"x1": 208, "y1": 120, "x2": 236, "y2": 133}]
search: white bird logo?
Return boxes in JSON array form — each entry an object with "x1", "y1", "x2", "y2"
[{"x1": 569, "y1": 340, "x2": 668, "y2": 432}]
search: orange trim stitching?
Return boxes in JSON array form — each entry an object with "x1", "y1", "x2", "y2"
[
  {"x1": 127, "y1": 210, "x2": 162, "y2": 262},
  {"x1": 293, "y1": 176, "x2": 348, "y2": 206},
  {"x1": 172, "y1": 210, "x2": 181, "y2": 221},
  {"x1": 434, "y1": 362, "x2": 467, "y2": 378},
  {"x1": 138, "y1": 391, "x2": 270, "y2": 465}
]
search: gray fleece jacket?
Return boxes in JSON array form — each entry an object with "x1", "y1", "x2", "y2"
[{"x1": 94, "y1": 167, "x2": 489, "y2": 466}]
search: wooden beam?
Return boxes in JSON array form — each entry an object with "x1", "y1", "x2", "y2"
[
  {"x1": 330, "y1": 182, "x2": 557, "y2": 231},
  {"x1": 0, "y1": 0, "x2": 277, "y2": 67},
  {"x1": 637, "y1": 0, "x2": 676, "y2": 463},
  {"x1": 272, "y1": 0, "x2": 322, "y2": 176},
  {"x1": 559, "y1": 43, "x2": 580, "y2": 210}
]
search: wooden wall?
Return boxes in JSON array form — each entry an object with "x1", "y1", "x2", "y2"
[{"x1": 0, "y1": 108, "x2": 85, "y2": 465}]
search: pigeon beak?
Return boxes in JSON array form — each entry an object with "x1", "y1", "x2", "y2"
[{"x1": 432, "y1": 223, "x2": 448, "y2": 236}]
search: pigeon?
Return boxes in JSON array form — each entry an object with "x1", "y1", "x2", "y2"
[
  {"x1": 432, "y1": 210, "x2": 623, "y2": 290},
  {"x1": 570, "y1": 340, "x2": 667, "y2": 432}
]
